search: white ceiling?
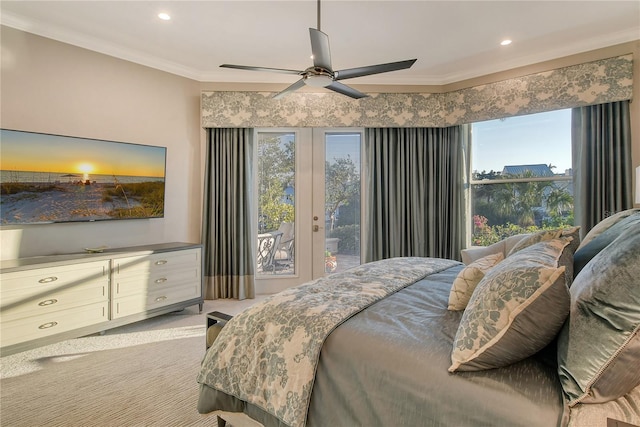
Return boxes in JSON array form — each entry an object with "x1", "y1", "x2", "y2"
[{"x1": 2, "y1": 1, "x2": 639, "y2": 86}]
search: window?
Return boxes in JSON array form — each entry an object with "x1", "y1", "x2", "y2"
[{"x1": 470, "y1": 109, "x2": 574, "y2": 246}]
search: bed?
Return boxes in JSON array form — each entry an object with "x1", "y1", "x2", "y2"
[{"x1": 197, "y1": 209, "x2": 640, "y2": 427}]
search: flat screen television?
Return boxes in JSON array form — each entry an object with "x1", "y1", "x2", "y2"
[{"x1": 0, "y1": 129, "x2": 166, "y2": 225}]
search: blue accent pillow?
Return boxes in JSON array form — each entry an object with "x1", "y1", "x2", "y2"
[
  {"x1": 573, "y1": 212, "x2": 640, "y2": 278},
  {"x1": 557, "y1": 227, "x2": 640, "y2": 405}
]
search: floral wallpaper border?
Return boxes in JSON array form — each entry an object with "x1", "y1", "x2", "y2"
[{"x1": 202, "y1": 54, "x2": 632, "y2": 128}]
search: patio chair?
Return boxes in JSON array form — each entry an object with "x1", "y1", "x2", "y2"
[
  {"x1": 257, "y1": 231, "x2": 282, "y2": 273},
  {"x1": 275, "y1": 222, "x2": 295, "y2": 263}
]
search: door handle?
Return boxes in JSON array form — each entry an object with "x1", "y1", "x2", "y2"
[{"x1": 313, "y1": 225, "x2": 319, "y2": 232}]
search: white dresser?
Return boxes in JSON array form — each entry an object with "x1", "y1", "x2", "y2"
[
  {"x1": 111, "y1": 248, "x2": 201, "y2": 318},
  {"x1": 0, "y1": 242, "x2": 203, "y2": 355}
]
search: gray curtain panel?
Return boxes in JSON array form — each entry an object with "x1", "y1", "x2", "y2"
[
  {"x1": 202, "y1": 128, "x2": 256, "y2": 300},
  {"x1": 364, "y1": 126, "x2": 467, "y2": 262},
  {"x1": 572, "y1": 100, "x2": 633, "y2": 237}
]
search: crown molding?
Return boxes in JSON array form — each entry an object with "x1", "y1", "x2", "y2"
[{"x1": 2, "y1": 10, "x2": 638, "y2": 85}]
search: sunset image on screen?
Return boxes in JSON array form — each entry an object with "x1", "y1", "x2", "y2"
[
  {"x1": 1, "y1": 131, "x2": 165, "y2": 178},
  {"x1": 0, "y1": 129, "x2": 166, "y2": 225}
]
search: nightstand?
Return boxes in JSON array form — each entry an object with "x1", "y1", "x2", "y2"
[{"x1": 205, "y1": 311, "x2": 232, "y2": 350}]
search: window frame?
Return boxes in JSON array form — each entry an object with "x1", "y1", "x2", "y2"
[{"x1": 467, "y1": 110, "x2": 575, "y2": 247}]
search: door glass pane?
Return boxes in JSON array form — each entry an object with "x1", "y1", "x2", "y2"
[
  {"x1": 324, "y1": 133, "x2": 361, "y2": 274},
  {"x1": 256, "y1": 132, "x2": 295, "y2": 276}
]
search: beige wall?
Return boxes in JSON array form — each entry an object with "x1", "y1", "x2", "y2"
[
  {"x1": 1, "y1": 26, "x2": 638, "y2": 261},
  {"x1": 0, "y1": 26, "x2": 202, "y2": 259}
]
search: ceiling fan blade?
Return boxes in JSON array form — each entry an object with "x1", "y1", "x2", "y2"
[
  {"x1": 334, "y1": 59, "x2": 417, "y2": 81},
  {"x1": 326, "y1": 81, "x2": 368, "y2": 99},
  {"x1": 309, "y1": 28, "x2": 332, "y2": 71},
  {"x1": 220, "y1": 64, "x2": 303, "y2": 75},
  {"x1": 273, "y1": 78, "x2": 307, "y2": 99}
]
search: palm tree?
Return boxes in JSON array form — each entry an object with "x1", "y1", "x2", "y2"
[
  {"x1": 473, "y1": 170, "x2": 501, "y2": 204},
  {"x1": 545, "y1": 185, "x2": 573, "y2": 217},
  {"x1": 492, "y1": 171, "x2": 548, "y2": 227}
]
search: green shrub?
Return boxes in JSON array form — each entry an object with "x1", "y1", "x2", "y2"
[
  {"x1": 329, "y1": 224, "x2": 360, "y2": 255},
  {"x1": 471, "y1": 214, "x2": 575, "y2": 246}
]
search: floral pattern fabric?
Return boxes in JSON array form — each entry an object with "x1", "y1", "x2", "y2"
[
  {"x1": 197, "y1": 257, "x2": 460, "y2": 427},
  {"x1": 449, "y1": 239, "x2": 571, "y2": 372},
  {"x1": 448, "y1": 252, "x2": 504, "y2": 311},
  {"x1": 202, "y1": 55, "x2": 632, "y2": 128}
]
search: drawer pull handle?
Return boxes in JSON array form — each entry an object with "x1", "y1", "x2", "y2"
[
  {"x1": 155, "y1": 296, "x2": 167, "y2": 302},
  {"x1": 39, "y1": 321, "x2": 58, "y2": 330},
  {"x1": 38, "y1": 299, "x2": 58, "y2": 306},
  {"x1": 38, "y1": 276, "x2": 58, "y2": 284},
  {"x1": 155, "y1": 260, "x2": 168, "y2": 265},
  {"x1": 155, "y1": 278, "x2": 168, "y2": 284}
]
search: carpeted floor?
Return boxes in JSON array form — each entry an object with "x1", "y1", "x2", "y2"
[{"x1": 0, "y1": 297, "x2": 265, "y2": 427}]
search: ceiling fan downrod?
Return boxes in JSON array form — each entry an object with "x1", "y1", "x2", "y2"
[{"x1": 219, "y1": 0, "x2": 416, "y2": 100}]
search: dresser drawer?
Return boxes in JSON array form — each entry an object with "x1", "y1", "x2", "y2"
[
  {"x1": 112, "y1": 266, "x2": 200, "y2": 297},
  {"x1": 1, "y1": 284, "x2": 108, "y2": 322},
  {"x1": 0, "y1": 301, "x2": 108, "y2": 347},
  {"x1": 0, "y1": 260, "x2": 109, "y2": 293},
  {"x1": 112, "y1": 282, "x2": 201, "y2": 319},
  {"x1": 113, "y1": 249, "x2": 200, "y2": 276}
]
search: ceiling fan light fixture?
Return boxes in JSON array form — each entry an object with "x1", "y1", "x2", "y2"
[{"x1": 304, "y1": 74, "x2": 333, "y2": 88}]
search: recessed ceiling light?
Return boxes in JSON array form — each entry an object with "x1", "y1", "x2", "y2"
[
  {"x1": 158, "y1": 12, "x2": 171, "y2": 21},
  {"x1": 500, "y1": 39, "x2": 512, "y2": 46}
]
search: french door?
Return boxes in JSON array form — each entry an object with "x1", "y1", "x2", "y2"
[{"x1": 255, "y1": 128, "x2": 363, "y2": 294}]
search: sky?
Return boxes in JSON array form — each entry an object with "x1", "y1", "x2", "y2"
[
  {"x1": 326, "y1": 133, "x2": 361, "y2": 173},
  {"x1": 267, "y1": 131, "x2": 362, "y2": 172},
  {"x1": 472, "y1": 108, "x2": 572, "y2": 174},
  {"x1": 0, "y1": 129, "x2": 166, "y2": 178}
]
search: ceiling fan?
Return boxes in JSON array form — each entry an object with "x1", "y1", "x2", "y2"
[{"x1": 220, "y1": 0, "x2": 417, "y2": 100}]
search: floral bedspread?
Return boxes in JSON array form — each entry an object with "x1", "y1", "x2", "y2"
[{"x1": 197, "y1": 257, "x2": 460, "y2": 427}]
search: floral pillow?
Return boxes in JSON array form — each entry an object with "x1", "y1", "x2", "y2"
[
  {"x1": 508, "y1": 226, "x2": 579, "y2": 255},
  {"x1": 448, "y1": 253, "x2": 504, "y2": 311},
  {"x1": 508, "y1": 226, "x2": 580, "y2": 286},
  {"x1": 449, "y1": 238, "x2": 571, "y2": 372}
]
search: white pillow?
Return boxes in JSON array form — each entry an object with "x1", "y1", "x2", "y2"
[{"x1": 460, "y1": 234, "x2": 529, "y2": 265}]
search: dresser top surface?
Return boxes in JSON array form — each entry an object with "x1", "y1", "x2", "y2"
[{"x1": 0, "y1": 242, "x2": 201, "y2": 273}]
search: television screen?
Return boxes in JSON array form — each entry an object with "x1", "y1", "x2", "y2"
[{"x1": 0, "y1": 129, "x2": 166, "y2": 225}]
